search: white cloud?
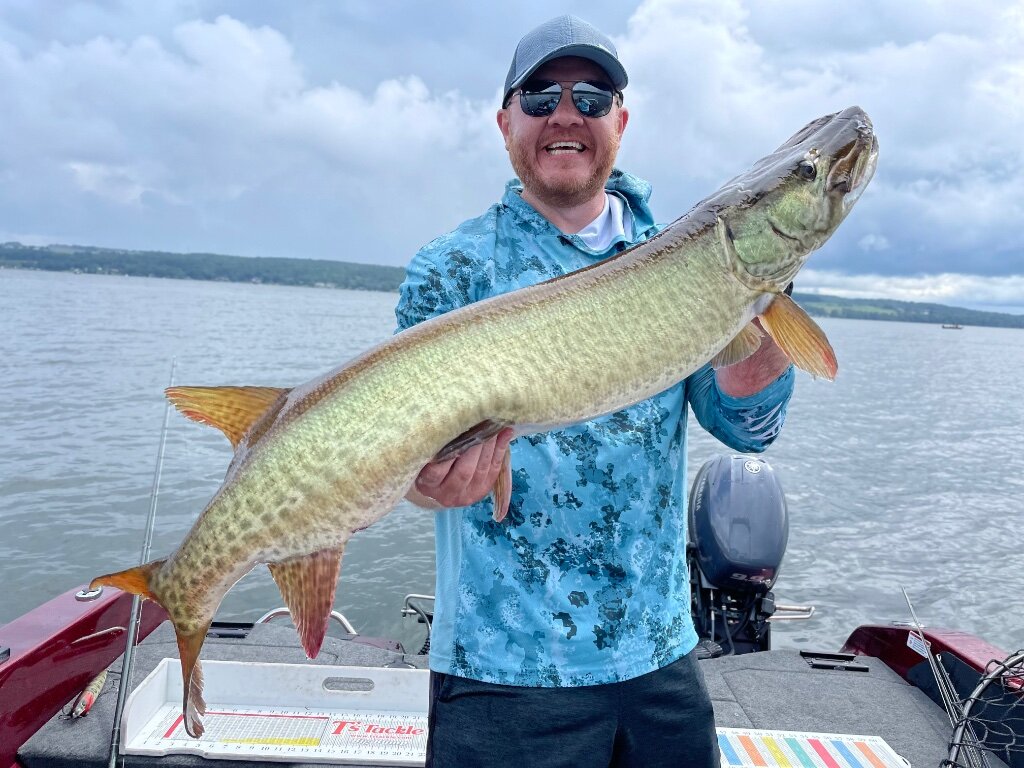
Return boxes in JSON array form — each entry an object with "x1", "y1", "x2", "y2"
[
  {"x1": 800, "y1": 269, "x2": 1024, "y2": 311},
  {"x1": 858, "y1": 234, "x2": 890, "y2": 252},
  {"x1": 614, "y1": 0, "x2": 1024, "y2": 281},
  {"x1": 66, "y1": 161, "x2": 149, "y2": 205},
  {"x1": 0, "y1": 0, "x2": 1021, "y2": 312}
]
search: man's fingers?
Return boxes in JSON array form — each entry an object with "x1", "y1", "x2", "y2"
[
  {"x1": 472, "y1": 437, "x2": 499, "y2": 484},
  {"x1": 492, "y1": 428, "x2": 515, "y2": 466},
  {"x1": 416, "y1": 456, "x2": 456, "y2": 489},
  {"x1": 445, "y1": 442, "x2": 485, "y2": 487},
  {"x1": 414, "y1": 429, "x2": 517, "y2": 507}
]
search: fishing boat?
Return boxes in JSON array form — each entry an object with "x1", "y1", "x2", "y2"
[
  {"x1": 942, "y1": 323, "x2": 965, "y2": 329},
  {"x1": 2, "y1": 455, "x2": 1021, "y2": 768}
]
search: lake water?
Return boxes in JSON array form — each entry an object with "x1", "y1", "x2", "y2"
[{"x1": 1, "y1": 268, "x2": 1021, "y2": 655}]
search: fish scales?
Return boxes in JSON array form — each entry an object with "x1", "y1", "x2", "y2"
[{"x1": 91, "y1": 106, "x2": 878, "y2": 737}]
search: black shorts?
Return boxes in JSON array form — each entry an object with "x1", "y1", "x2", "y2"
[{"x1": 426, "y1": 650, "x2": 720, "y2": 768}]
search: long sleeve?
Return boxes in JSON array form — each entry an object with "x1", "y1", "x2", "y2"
[{"x1": 687, "y1": 364, "x2": 795, "y2": 452}]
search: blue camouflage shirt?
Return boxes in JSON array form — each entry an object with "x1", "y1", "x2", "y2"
[{"x1": 395, "y1": 169, "x2": 795, "y2": 687}]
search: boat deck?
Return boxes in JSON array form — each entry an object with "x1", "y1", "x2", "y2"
[
  {"x1": 20, "y1": 623, "x2": 978, "y2": 767},
  {"x1": 702, "y1": 647, "x2": 962, "y2": 766}
]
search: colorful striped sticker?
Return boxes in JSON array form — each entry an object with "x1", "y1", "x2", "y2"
[{"x1": 716, "y1": 729, "x2": 905, "y2": 768}]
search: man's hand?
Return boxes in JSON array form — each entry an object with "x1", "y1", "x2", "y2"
[
  {"x1": 715, "y1": 319, "x2": 791, "y2": 397},
  {"x1": 406, "y1": 428, "x2": 515, "y2": 510}
]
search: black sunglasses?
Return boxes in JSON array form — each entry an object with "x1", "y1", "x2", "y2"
[{"x1": 514, "y1": 79, "x2": 619, "y2": 119}]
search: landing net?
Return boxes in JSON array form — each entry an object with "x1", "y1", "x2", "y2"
[{"x1": 944, "y1": 649, "x2": 1024, "y2": 768}]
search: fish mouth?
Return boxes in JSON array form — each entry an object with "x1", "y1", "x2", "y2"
[
  {"x1": 769, "y1": 220, "x2": 802, "y2": 245},
  {"x1": 842, "y1": 135, "x2": 879, "y2": 212}
]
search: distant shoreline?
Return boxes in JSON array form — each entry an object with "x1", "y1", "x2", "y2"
[{"x1": 3, "y1": 241, "x2": 1022, "y2": 329}]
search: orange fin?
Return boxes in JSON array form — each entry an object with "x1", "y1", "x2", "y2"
[
  {"x1": 492, "y1": 449, "x2": 513, "y2": 522},
  {"x1": 91, "y1": 560, "x2": 212, "y2": 737},
  {"x1": 165, "y1": 386, "x2": 290, "y2": 448},
  {"x1": 434, "y1": 419, "x2": 512, "y2": 463},
  {"x1": 90, "y1": 559, "x2": 165, "y2": 601},
  {"x1": 175, "y1": 623, "x2": 211, "y2": 738},
  {"x1": 711, "y1": 322, "x2": 764, "y2": 368},
  {"x1": 759, "y1": 293, "x2": 838, "y2": 380},
  {"x1": 268, "y1": 548, "x2": 344, "y2": 658}
]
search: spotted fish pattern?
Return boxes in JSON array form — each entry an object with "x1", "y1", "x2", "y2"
[{"x1": 396, "y1": 170, "x2": 795, "y2": 686}]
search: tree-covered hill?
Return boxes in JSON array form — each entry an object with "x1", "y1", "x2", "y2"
[
  {"x1": 0, "y1": 241, "x2": 404, "y2": 292},
  {"x1": 792, "y1": 292, "x2": 1024, "y2": 329}
]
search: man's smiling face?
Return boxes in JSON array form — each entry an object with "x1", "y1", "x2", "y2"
[{"x1": 498, "y1": 56, "x2": 629, "y2": 210}]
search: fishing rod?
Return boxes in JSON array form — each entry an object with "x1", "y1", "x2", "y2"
[
  {"x1": 900, "y1": 586, "x2": 989, "y2": 768},
  {"x1": 106, "y1": 360, "x2": 176, "y2": 768}
]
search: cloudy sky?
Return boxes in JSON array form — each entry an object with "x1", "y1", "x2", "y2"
[{"x1": 2, "y1": 1, "x2": 1022, "y2": 312}]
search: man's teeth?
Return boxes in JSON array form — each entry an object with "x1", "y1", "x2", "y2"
[{"x1": 546, "y1": 141, "x2": 584, "y2": 155}]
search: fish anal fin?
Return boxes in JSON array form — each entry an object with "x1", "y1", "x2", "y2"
[
  {"x1": 90, "y1": 559, "x2": 166, "y2": 602},
  {"x1": 711, "y1": 322, "x2": 764, "y2": 368},
  {"x1": 174, "y1": 622, "x2": 211, "y2": 738},
  {"x1": 760, "y1": 293, "x2": 838, "y2": 380},
  {"x1": 492, "y1": 448, "x2": 513, "y2": 523},
  {"x1": 165, "y1": 386, "x2": 291, "y2": 448},
  {"x1": 434, "y1": 419, "x2": 512, "y2": 463},
  {"x1": 268, "y1": 548, "x2": 344, "y2": 659}
]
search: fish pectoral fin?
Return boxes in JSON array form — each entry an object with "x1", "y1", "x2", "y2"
[
  {"x1": 174, "y1": 623, "x2": 211, "y2": 739},
  {"x1": 434, "y1": 419, "x2": 513, "y2": 463},
  {"x1": 492, "y1": 448, "x2": 513, "y2": 523},
  {"x1": 711, "y1": 322, "x2": 764, "y2": 368},
  {"x1": 759, "y1": 293, "x2": 838, "y2": 380},
  {"x1": 165, "y1": 386, "x2": 291, "y2": 449},
  {"x1": 268, "y1": 548, "x2": 344, "y2": 659}
]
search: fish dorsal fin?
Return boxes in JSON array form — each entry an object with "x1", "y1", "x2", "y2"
[
  {"x1": 165, "y1": 386, "x2": 290, "y2": 448},
  {"x1": 759, "y1": 293, "x2": 838, "y2": 380},
  {"x1": 492, "y1": 448, "x2": 513, "y2": 522},
  {"x1": 711, "y1": 322, "x2": 764, "y2": 368},
  {"x1": 267, "y1": 548, "x2": 344, "y2": 659}
]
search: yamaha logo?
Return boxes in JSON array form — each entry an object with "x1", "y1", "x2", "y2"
[{"x1": 743, "y1": 460, "x2": 761, "y2": 474}]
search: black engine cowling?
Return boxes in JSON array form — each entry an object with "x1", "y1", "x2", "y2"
[{"x1": 687, "y1": 455, "x2": 789, "y2": 655}]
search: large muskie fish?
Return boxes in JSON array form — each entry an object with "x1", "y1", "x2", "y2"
[{"x1": 93, "y1": 106, "x2": 878, "y2": 736}]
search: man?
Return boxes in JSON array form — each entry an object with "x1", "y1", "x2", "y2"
[{"x1": 395, "y1": 15, "x2": 794, "y2": 768}]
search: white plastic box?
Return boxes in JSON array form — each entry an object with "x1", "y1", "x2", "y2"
[{"x1": 121, "y1": 658, "x2": 429, "y2": 765}]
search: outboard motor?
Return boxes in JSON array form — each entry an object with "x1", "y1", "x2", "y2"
[{"x1": 687, "y1": 455, "x2": 796, "y2": 656}]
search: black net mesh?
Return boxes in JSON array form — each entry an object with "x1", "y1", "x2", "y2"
[{"x1": 943, "y1": 650, "x2": 1024, "y2": 768}]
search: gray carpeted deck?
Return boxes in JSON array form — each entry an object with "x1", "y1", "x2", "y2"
[{"x1": 704, "y1": 648, "x2": 960, "y2": 766}]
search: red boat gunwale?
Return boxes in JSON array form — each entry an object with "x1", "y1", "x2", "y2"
[
  {"x1": 842, "y1": 623, "x2": 1011, "y2": 682},
  {"x1": 0, "y1": 585, "x2": 166, "y2": 768}
]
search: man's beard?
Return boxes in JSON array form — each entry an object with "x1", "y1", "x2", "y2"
[{"x1": 508, "y1": 136, "x2": 619, "y2": 209}]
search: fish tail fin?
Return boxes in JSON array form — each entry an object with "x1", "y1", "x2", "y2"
[
  {"x1": 175, "y1": 623, "x2": 211, "y2": 738},
  {"x1": 91, "y1": 560, "x2": 211, "y2": 737}
]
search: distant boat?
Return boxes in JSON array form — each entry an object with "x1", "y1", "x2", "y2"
[{"x1": 941, "y1": 323, "x2": 964, "y2": 329}]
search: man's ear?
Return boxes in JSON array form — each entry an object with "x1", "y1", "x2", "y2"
[
  {"x1": 496, "y1": 108, "x2": 511, "y2": 150},
  {"x1": 617, "y1": 106, "x2": 629, "y2": 136}
]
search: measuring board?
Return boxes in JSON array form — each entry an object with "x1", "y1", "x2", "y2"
[
  {"x1": 131, "y1": 704, "x2": 427, "y2": 764},
  {"x1": 717, "y1": 728, "x2": 910, "y2": 768},
  {"x1": 122, "y1": 659, "x2": 430, "y2": 765}
]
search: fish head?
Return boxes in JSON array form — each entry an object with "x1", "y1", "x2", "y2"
[{"x1": 719, "y1": 106, "x2": 878, "y2": 290}]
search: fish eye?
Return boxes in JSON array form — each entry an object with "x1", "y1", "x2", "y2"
[{"x1": 798, "y1": 160, "x2": 817, "y2": 181}]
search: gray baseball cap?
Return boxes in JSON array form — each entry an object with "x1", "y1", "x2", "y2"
[{"x1": 503, "y1": 15, "x2": 627, "y2": 106}]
